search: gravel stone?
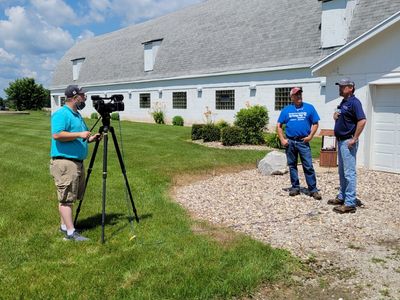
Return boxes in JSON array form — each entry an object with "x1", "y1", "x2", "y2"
[{"x1": 174, "y1": 162, "x2": 400, "y2": 299}]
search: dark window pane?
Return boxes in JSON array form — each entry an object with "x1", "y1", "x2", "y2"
[
  {"x1": 139, "y1": 93, "x2": 151, "y2": 108},
  {"x1": 216, "y1": 90, "x2": 235, "y2": 110},
  {"x1": 172, "y1": 92, "x2": 187, "y2": 109}
]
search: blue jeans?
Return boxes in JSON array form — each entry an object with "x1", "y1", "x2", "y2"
[
  {"x1": 285, "y1": 140, "x2": 318, "y2": 192},
  {"x1": 337, "y1": 139, "x2": 358, "y2": 207}
]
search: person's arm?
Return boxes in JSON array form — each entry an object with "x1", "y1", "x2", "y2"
[
  {"x1": 277, "y1": 123, "x2": 288, "y2": 147},
  {"x1": 302, "y1": 123, "x2": 319, "y2": 143},
  {"x1": 53, "y1": 131, "x2": 91, "y2": 142},
  {"x1": 348, "y1": 119, "x2": 366, "y2": 148}
]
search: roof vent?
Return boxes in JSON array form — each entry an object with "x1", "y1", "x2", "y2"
[
  {"x1": 143, "y1": 39, "x2": 163, "y2": 72},
  {"x1": 320, "y1": 0, "x2": 358, "y2": 48},
  {"x1": 72, "y1": 58, "x2": 85, "y2": 81}
]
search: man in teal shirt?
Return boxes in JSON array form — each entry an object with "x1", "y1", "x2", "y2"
[{"x1": 50, "y1": 85, "x2": 100, "y2": 241}]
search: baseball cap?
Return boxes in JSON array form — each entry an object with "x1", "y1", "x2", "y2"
[
  {"x1": 290, "y1": 87, "x2": 303, "y2": 96},
  {"x1": 335, "y1": 78, "x2": 355, "y2": 86},
  {"x1": 65, "y1": 85, "x2": 85, "y2": 98}
]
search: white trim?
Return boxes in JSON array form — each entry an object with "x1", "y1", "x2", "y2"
[
  {"x1": 50, "y1": 64, "x2": 311, "y2": 90},
  {"x1": 311, "y1": 11, "x2": 400, "y2": 74},
  {"x1": 50, "y1": 77, "x2": 324, "y2": 96}
]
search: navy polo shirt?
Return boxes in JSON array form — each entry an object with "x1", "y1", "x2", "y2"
[
  {"x1": 334, "y1": 95, "x2": 366, "y2": 138},
  {"x1": 277, "y1": 102, "x2": 320, "y2": 138}
]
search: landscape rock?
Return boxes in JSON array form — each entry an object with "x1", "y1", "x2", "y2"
[{"x1": 257, "y1": 150, "x2": 288, "y2": 175}]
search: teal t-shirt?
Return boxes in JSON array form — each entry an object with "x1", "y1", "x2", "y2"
[{"x1": 50, "y1": 105, "x2": 88, "y2": 160}]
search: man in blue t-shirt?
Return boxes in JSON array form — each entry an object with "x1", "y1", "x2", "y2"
[
  {"x1": 329, "y1": 78, "x2": 366, "y2": 214},
  {"x1": 50, "y1": 85, "x2": 101, "y2": 241},
  {"x1": 277, "y1": 87, "x2": 322, "y2": 200}
]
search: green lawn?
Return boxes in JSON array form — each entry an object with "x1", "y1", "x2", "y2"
[{"x1": 0, "y1": 111, "x2": 299, "y2": 299}]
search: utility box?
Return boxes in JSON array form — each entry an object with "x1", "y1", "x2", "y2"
[{"x1": 319, "y1": 129, "x2": 337, "y2": 167}]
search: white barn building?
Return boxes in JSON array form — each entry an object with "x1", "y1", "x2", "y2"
[{"x1": 50, "y1": 0, "x2": 400, "y2": 172}]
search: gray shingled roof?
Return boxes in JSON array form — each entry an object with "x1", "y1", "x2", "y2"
[
  {"x1": 51, "y1": 0, "x2": 400, "y2": 88},
  {"x1": 348, "y1": 0, "x2": 400, "y2": 41}
]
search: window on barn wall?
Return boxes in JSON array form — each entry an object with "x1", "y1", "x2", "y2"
[
  {"x1": 172, "y1": 92, "x2": 187, "y2": 109},
  {"x1": 60, "y1": 96, "x2": 66, "y2": 106},
  {"x1": 275, "y1": 87, "x2": 299, "y2": 110},
  {"x1": 216, "y1": 90, "x2": 235, "y2": 110},
  {"x1": 72, "y1": 58, "x2": 85, "y2": 80},
  {"x1": 139, "y1": 93, "x2": 151, "y2": 108}
]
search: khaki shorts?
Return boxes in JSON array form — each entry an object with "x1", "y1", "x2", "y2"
[{"x1": 50, "y1": 159, "x2": 85, "y2": 204}]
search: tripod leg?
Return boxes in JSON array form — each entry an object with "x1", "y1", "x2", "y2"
[
  {"x1": 74, "y1": 135, "x2": 101, "y2": 227},
  {"x1": 101, "y1": 129, "x2": 109, "y2": 244},
  {"x1": 109, "y1": 127, "x2": 140, "y2": 223}
]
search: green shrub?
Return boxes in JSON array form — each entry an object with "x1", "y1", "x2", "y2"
[
  {"x1": 202, "y1": 124, "x2": 221, "y2": 142},
  {"x1": 172, "y1": 116, "x2": 184, "y2": 126},
  {"x1": 90, "y1": 112, "x2": 98, "y2": 119},
  {"x1": 111, "y1": 112, "x2": 120, "y2": 120},
  {"x1": 221, "y1": 126, "x2": 244, "y2": 146},
  {"x1": 152, "y1": 111, "x2": 165, "y2": 124},
  {"x1": 234, "y1": 105, "x2": 269, "y2": 145},
  {"x1": 265, "y1": 132, "x2": 283, "y2": 149},
  {"x1": 191, "y1": 124, "x2": 204, "y2": 140},
  {"x1": 215, "y1": 119, "x2": 229, "y2": 131}
]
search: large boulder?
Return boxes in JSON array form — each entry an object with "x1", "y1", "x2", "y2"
[{"x1": 258, "y1": 151, "x2": 288, "y2": 175}]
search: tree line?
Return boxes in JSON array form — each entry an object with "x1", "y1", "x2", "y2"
[{"x1": 1, "y1": 78, "x2": 50, "y2": 110}]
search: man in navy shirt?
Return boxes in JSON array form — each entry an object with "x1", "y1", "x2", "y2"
[
  {"x1": 277, "y1": 87, "x2": 322, "y2": 200},
  {"x1": 329, "y1": 78, "x2": 366, "y2": 214}
]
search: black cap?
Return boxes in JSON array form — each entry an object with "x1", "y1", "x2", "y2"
[
  {"x1": 335, "y1": 78, "x2": 355, "y2": 86},
  {"x1": 65, "y1": 85, "x2": 85, "y2": 98}
]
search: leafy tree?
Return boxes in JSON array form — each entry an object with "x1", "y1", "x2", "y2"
[{"x1": 4, "y1": 78, "x2": 50, "y2": 110}]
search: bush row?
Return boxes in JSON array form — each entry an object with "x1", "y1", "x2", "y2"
[{"x1": 191, "y1": 105, "x2": 269, "y2": 146}]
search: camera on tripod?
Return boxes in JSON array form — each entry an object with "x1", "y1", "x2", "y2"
[{"x1": 91, "y1": 94, "x2": 124, "y2": 115}]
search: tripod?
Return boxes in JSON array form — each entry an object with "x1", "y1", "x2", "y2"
[{"x1": 74, "y1": 113, "x2": 139, "y2": 243}]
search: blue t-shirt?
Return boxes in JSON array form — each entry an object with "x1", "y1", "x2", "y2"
[
  {"x1": 277, "y1": 102, "x2": 320, "y2": 138},
  {"x1": 50, "y1": 105, "x2": 89, "y2": 160},
  {"x1": 334, "y1": 95, "x2": 366, "y2": 138}
]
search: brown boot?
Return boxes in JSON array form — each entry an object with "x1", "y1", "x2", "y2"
[
  {"x1": 327, "y1": 197, "x2": 344, "y2": 205},
  {"x1": 333, "y1": 205, "x2": 356, "y2": 214},
  {"x1": 310, "y1": 191, "x2": 322, "y2": 200}
]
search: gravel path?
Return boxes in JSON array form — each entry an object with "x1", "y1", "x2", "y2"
[{"x1": 174, "y1": 164, "x2": 400, "y2": 299}]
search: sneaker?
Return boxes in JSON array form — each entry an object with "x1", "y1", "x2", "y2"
[
  {"x1": 59, "y1": 227, "x2": 67, "y2": 235},
  {"x1": 310, "y1": 191, "x2": 322, "y2": 200},
  {"x1": 63, "y1": 231, "x2": 89, "y2": 241},
  {"x1": 333, "y1": 205, "x2": 356, "y2": 214},
  {"x1": 289, "y1": 189, "x2": 300, "y2": 196},
  {"x1": 327, "y1": 197, "x2": 344, "y2": 205}
]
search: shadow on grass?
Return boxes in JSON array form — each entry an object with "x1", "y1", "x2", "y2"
[{"x1": 75, "y1": 212, "x2": 153, "y2": 231}]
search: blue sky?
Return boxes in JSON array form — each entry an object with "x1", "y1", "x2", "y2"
[{"x1": 0, "y1": 0, "x2": 203, "y2": 98}]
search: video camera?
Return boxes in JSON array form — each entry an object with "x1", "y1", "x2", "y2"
[{"x1": 91, "y1": 94, "x2": 124, "y2": 115}]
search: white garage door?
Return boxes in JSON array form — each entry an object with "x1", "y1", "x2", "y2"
[{"x1": 372, "y1": 85, "x2": 400, "y2": 173}]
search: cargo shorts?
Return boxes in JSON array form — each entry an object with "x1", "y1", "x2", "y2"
[{"x1": 50, "y1": 158, "x2": 85, "y2": 204}]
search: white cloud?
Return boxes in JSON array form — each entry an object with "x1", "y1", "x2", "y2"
[
  {"x1": 87, "y1": 0, "x2": 111, "y2": 23},
  {"x1": 0, "y1": 47, "x2": 15, "y2": 63},
  {"x1": 76, "y1": 29, "x2": 95, "y2": 43},
  {"x1": 0, "y1": 6, "x2": 74, "y2": 54},
  {"x1": 30, "y1": 0, "x2": 77, "y2": 26}
]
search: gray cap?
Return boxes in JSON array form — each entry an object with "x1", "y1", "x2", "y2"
[
  {"x1": 65, "y1": 85, "x2": 85, "y2": 98},
  {"x1": 335, "y1": 78, "x2": 355, "y2": 86}
]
